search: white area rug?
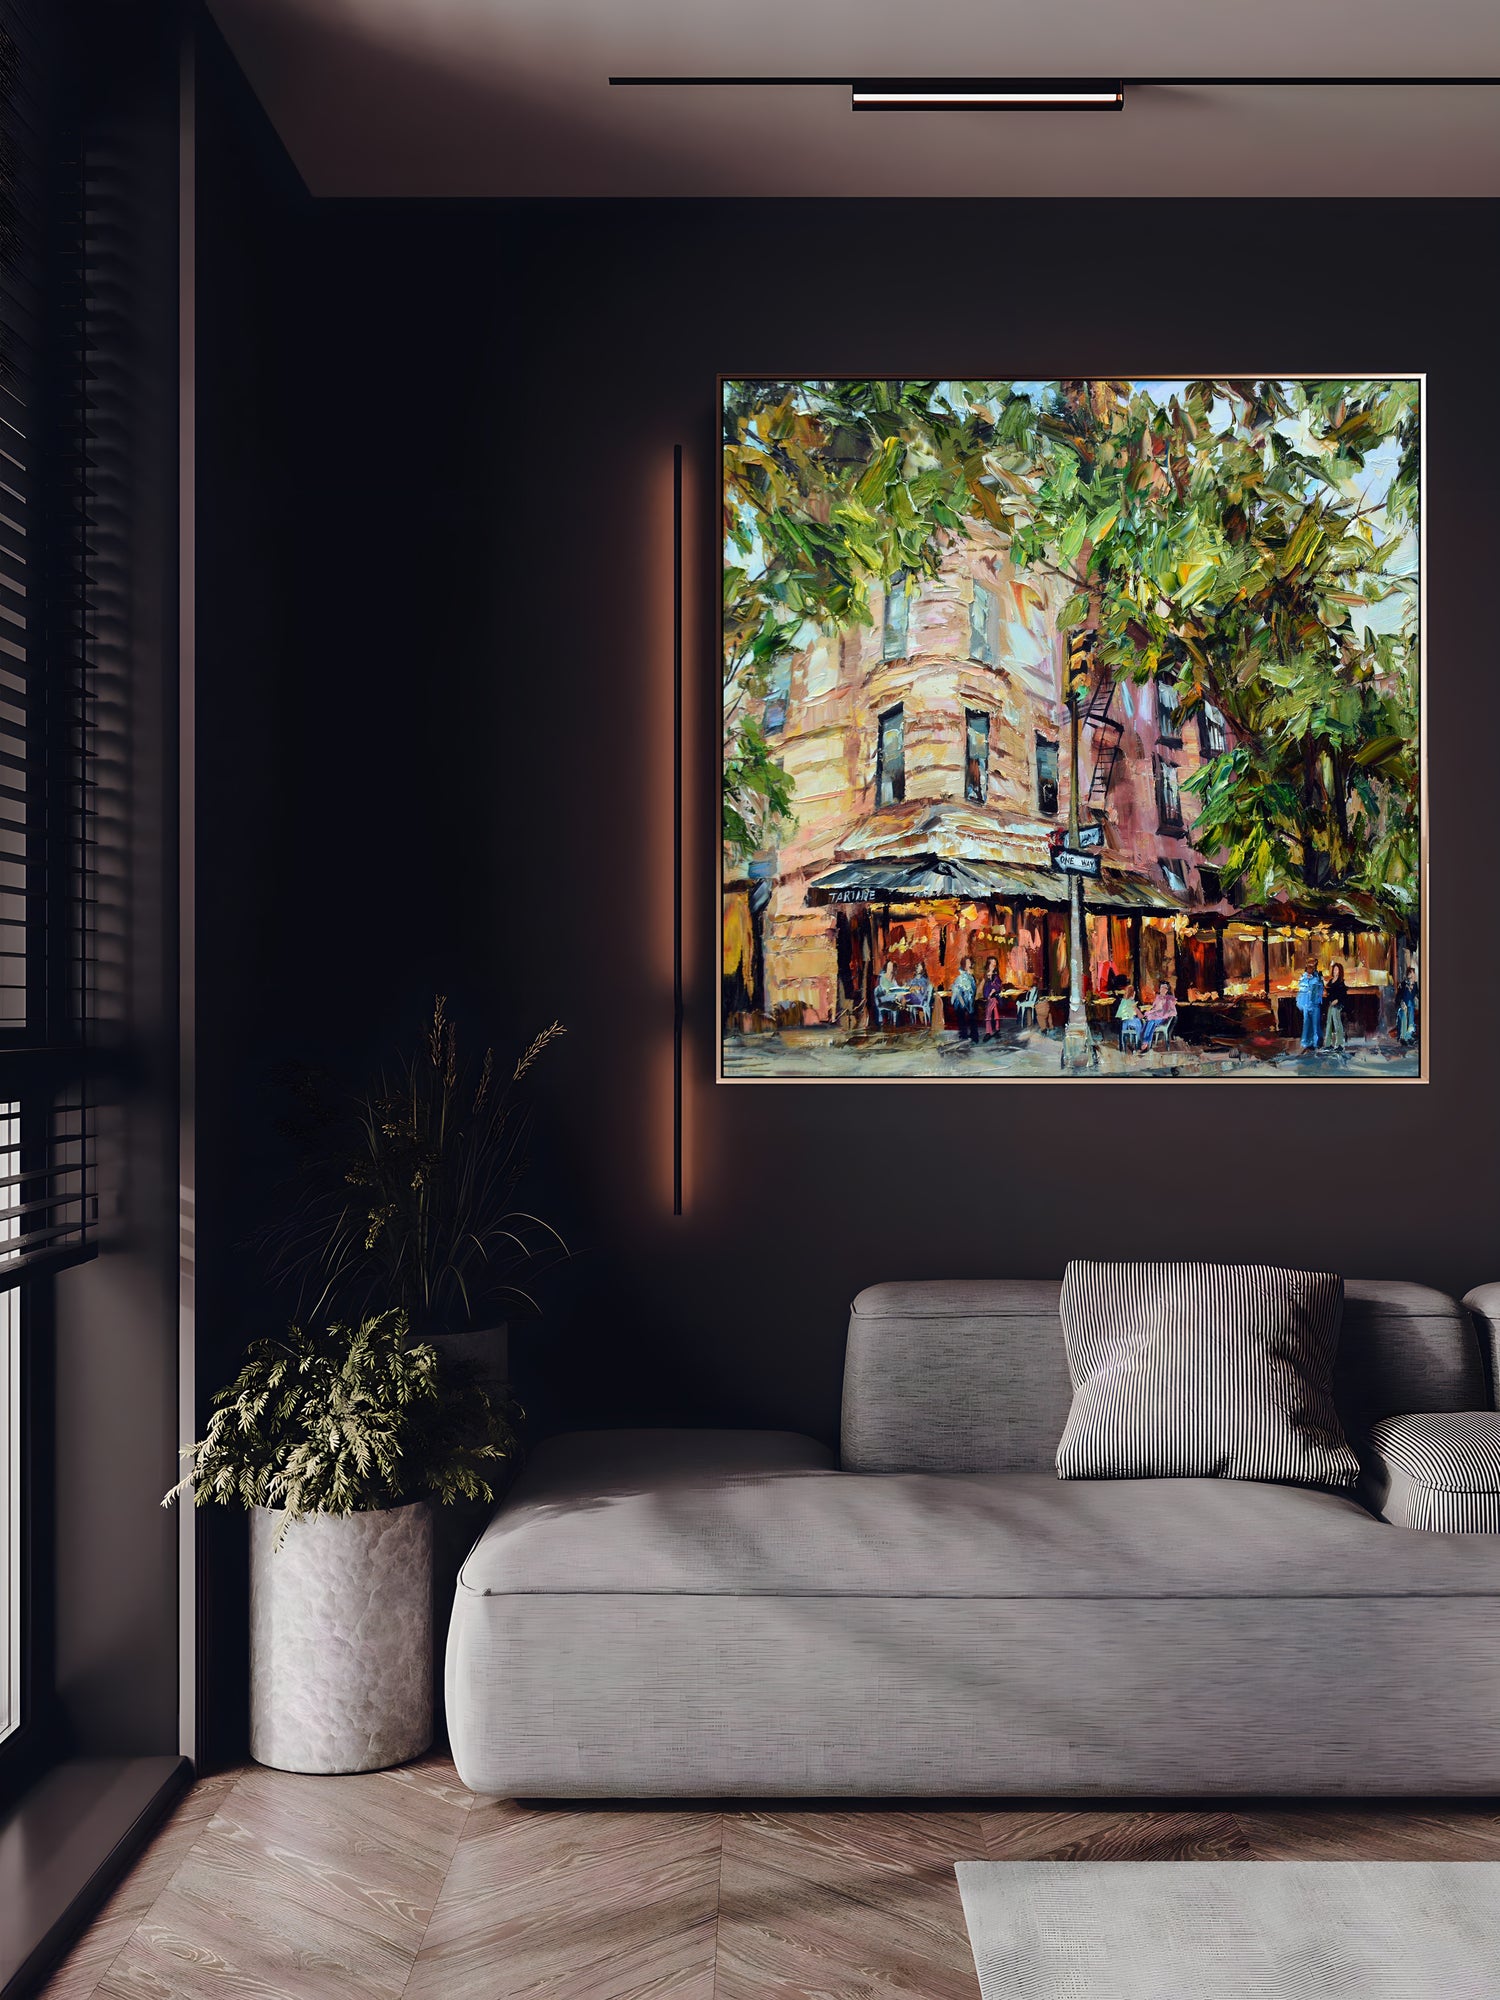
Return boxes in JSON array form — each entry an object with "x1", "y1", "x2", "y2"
[{"x1": 955, "y1": 1861, "x2": 1500, "y2": 1999}]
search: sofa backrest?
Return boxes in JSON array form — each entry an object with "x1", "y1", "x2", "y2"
[{"x1": 840, "y1": 1276, "x2": 1488, "y2": 1472}]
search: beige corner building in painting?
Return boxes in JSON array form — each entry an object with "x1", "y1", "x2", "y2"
[{"x1": 733, "y1": 527, "x2": 1218, "y2": 1030}]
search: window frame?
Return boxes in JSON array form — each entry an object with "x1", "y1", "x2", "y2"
[
  {"x1": 968, "y1": 579, "x2": 998, "y2": 666},
  {"x1": 1156, "y1": 675, "x2": 1184, "y2": 748},
  {"x1": 1035, "y1": 735, "x2": 1060, "y2": 817},
  {"x1": 964, "y1": 709, "x2": 989, "y2": 805},
  {"x1": 876, "y1": 702, "x2": 906, "y2": 807},
  {"x1": 1154, "y1": 751, "x2": 1185, "y2": 832},
  {"x1": 0, "y1": 1285, "x2": 18, "y2": 1749},
  {"x1": 0, "y1": 1275, "x2": 53, "y2": 1808},
  {"x1": 1198, "y1": 701, "x2": 1228, "y2": 756},
  {"x1": 762, "y1": 658, "x2": 790, "y2": 735},
  {"x1": 881, "y1": 575, "x2": 910, "y2": 661}
]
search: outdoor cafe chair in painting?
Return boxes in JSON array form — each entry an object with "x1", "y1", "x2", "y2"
[
  {"x1": 1015, "y1": 986, "x2": 1039, "y2": 1028},
  {"x1": 1119, "y1": 1015, "x2": 1142, "y2": 1051}
]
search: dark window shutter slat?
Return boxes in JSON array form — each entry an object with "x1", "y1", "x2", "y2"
[{"x1": 0, "y1": 0, "x2": 97, "y2": 1276}]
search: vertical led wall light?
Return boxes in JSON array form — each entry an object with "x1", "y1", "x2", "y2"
[{"x1": 672, "y1": 443, "x2": 684, "y2": 1216}]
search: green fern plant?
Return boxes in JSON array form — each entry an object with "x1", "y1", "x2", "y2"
[{"x1": 162, "y1": 1310, "x2": 515, "y2": 1543}]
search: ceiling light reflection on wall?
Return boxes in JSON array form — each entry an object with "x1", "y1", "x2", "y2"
[{"x1": 851, "y1": 79, "x2": 1124, "y2": 111}]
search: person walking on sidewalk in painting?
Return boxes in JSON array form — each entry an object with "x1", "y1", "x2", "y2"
[
  {"x1": 981, "y1": 956, "x2": 1004, "y2": 1041},
  {"x1": 950, "y1": 954, "x2": 979, "y2": 1042},
  {"x1": 1323, "y1": 962, "x2": 1349, "y2": 1055},
  {"x1": 1378, "y1": 977, "x2": 1398, "y2": 1040},
  {"x1": 1397, "y1": 971, "x2": 1419, "y2": 1047},
  {"x1": 1296, "y1": 961, "x2": 1324, "y2": 1052}
]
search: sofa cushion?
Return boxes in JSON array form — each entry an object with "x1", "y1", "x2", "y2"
[
  {"x1": 1056, "y1": 1261, "x2": 1360, "y2": 1488},
  {"x1": 841, "y1": 1278, "x2": 1484, "y2": 1474},
  {"x1": 1368, "y1": 1413, "x2": 1500, "y2": 1531},
  {"x1": 843, "y1": 1280, "x2": 1075, "y2": 1473},
  {"x1": 457, "y1": 1430, "x2": 1500, "y2": 1602}
]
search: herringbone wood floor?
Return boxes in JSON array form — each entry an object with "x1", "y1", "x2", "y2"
[{"x1": 38, "y1": 1757, "x2": 1500, "y2": 2000}]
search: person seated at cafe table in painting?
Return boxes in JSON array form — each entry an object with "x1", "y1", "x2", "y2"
[
  {"x1": 1114, "y1": 984, "x2": 1141, "y2": 1050},
  {"x1": 874, "y1": 961, "x2": 904, "y2": 1024},
  {"x1": 908, "y1": 961, "x2": 933, "y2": 1023},
  {"x1": 1139, "y1": 982, "x2": 1178, "y2": 1050}
]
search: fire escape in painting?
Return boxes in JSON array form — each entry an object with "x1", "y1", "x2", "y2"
[{"x1": 1083, "y1": 667, "x2": 1123, "y2": 804}]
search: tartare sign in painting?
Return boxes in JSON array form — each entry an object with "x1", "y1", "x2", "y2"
[{"x1": 720, "y1": 377, "x2": 1423, "y2": 1082}]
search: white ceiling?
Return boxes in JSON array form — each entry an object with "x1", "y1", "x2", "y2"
[{"x1": 206, "y1": 0, "x2": 1500, "y2": 197}]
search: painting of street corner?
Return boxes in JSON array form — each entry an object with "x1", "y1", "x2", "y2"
[{"x1": 720, "y1": 377, "x2": 1423, "y2": 1082}]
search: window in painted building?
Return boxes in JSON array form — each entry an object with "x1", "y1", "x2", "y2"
[
  {"x1": 965, "y1": 710, "x2": 990, "y2": 804},
  {"x1": 877, "y1": 704, "x2": 906, "y2": 805},
  {"x1": 1036, "y1": 737, "x2": 1060, "y2": 816},
  {"x1": 763, "y1": 659, "x2": 790, "y2": 734},
  {"x1": 881, "y1": 575, "x2": 910, "y2": 660},
  {"x1": 1198, "y1": 702, "x2": 1228, "y2": 755},
  {"x1": 1155, "y1": 753, "x2": 1184, "y2": 830},
  {"x1": 969, "y1": 580, "x2": 999, "y2": 665},
  {"x1": 1157, "y1": 676, "x2": 1183, "y2": 746}
]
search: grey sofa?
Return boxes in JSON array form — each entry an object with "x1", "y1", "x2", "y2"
[{"x1": 446, "y1": 1277, "x2": 1500, "y2": 1798}]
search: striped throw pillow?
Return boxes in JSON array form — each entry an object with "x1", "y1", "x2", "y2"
[
  {"x1": 1055, "y1": 1261, "x2": 1359, "y2": 1487},
  {"x1": 1368, "y1": 1413, "x2": 1500, "y2": 1531}
]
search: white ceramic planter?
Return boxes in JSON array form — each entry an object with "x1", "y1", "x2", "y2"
[{"x1": 249, "y1": 1500, "x2": 433, "y2": 1774}]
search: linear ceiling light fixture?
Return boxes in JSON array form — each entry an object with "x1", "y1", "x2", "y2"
[
  {"x1": 851, "y1": 79, "x2": 1123, "y2": 110},
  {"x1": 607, "y1": 75, "x2": 1126, "y2": 110},
  {"x1": 609, "y1": 76, "x2": 1499, "y2": 99}
]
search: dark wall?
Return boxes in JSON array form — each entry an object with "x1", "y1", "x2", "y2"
[
  {"x1": 195, "y1": 184, "x2": 1500, "y2": 1459},
  {"x1": 191, "y1": 14, "x2": 312, "y2": 1769}
]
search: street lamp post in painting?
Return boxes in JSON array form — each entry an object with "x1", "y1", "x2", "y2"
[{"x1": 1063, "y1": 628, "x2": 1095, "y2": 1074}]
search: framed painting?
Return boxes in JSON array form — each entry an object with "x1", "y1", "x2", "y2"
[{"x1": 719, "y1": 376, "x2": 1424, "y2": 1083}]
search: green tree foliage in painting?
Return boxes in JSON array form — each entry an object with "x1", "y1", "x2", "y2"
[
  {"x1": 722, "y1": 380, "x2": 995, "y2": 859},
  {"x1": 721, "y1": 376, "x2": 1420, "y2": 928},
  {"x1": 985, "y1": 378, "x2": 1420, "y2": 926}
]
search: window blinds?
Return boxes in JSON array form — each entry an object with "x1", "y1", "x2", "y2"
[{"x1": 0, "y1": 0, "x2": 95, "y2": 1278}]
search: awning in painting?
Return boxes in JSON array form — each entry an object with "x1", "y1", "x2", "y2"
[
  {"x1": 834, "y1": 802, "x2": 1065, "y2": 869},
  {"x1": 806, "y1": 858, "x2": 1186, "y2": 915},
  {"x1": 1089, "y1": 873, "x2": 1193, "y2": 915},
  {"x1": 1231, "y1": 892, "x2": 1394, "y2": 935},
  {"x1": 807, "y1": 858, "x2": 1008, "y2": 905}
]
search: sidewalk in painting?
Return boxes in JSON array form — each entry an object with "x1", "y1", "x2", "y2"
[{"x1": 722, "y1": 1027, "x2": 1421, "y2": 1081}]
